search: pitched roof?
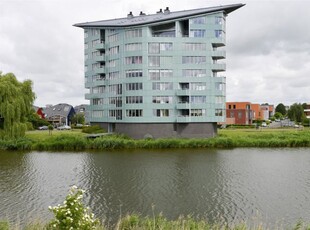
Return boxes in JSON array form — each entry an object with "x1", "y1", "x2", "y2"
[
  {"x1": 74, "y1": 3, "x2": 245, "y2": 28},
  {"x1": 43, "y1": 103, "x2": 75, "y2": 119}
]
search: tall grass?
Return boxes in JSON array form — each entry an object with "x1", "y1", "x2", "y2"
[{"x1": 1, "y1": 128, "x2": 309, "y2": 151}]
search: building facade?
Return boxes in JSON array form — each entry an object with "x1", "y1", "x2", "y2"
[
  {"x1": 75, "y1": 4, "x2": 244, "y2": 138},
  {"x1": 226, "y1": 102, "x2": 252, "y2": 125}
]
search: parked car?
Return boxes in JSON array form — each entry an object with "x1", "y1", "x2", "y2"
[
  {"x1": 38, "y1": 126, "x2": 48, "y2": 130},
  {"x1": 57, "y1": 125, "x2": 71, "y2": 130},
  {"x1": 261, "y1": 122, "x2": 267, "y2": 127}
]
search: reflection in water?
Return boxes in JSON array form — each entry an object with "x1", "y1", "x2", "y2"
[{"x1": 1, "y1": 148, "x2": 310, "y2": 227}]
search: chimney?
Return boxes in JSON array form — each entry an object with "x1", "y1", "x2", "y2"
[
  {"x1": 164, "y1": 7, "x2": 170, "y2": 14},
  {"x1": 127, "y1": 11, "x2": 133, "y2": 18},
  {"x1": 139, "y1": 11, "x2": 146, "y2": 16},
  {"x1": 157, "y1": 8, "x2": 163, "y2": 14}
]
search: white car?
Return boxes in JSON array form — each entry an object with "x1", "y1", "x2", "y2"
[{"x1": 57, "y1": 125, "x2": 71, "y2": 130}]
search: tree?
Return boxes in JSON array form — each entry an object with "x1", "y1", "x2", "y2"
[
  {"x1": 274, "y1": 112, "x2": 283, "y2": 120},
  {"x1": 71, "y1": 113, "x2": 85, "y2": 125},
  {"x1": 275, "y1": 103, "x2": 286, "y2": 116},
  {"x1": 27, "y1": 110, "x2": 50, "y2": 129},
  {"x1": 287, "y1": 103, "x2": 305, "y2": 123},
  {"x1": 0, "y1": 72, "x2": 35, "y2": 139}
]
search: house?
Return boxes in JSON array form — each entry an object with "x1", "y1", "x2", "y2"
[
  {"x1": 74, "y1": 4, "x2": 244, "y2": 138},
  {"x1": 304, "y1": 104, "x2": 310, "y2": 119},
  {"x1": 74, "y1": 104, "x2": 90, "y2": 124},
  {"x1": 33, "y1": 106, "x2": 45, "y2": 119},
  {"x1": 43, "y1": 103, "x2": 75, "y2": 127},
  {"x1": 226, "y1": 102, "x2": 252, "y2": 125}
]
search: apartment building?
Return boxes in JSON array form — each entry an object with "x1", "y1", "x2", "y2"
[{"x1": 74, "y1": 4, "x2": 244, "y2": 138}]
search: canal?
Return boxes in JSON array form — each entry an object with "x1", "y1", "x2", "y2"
[{"x1": 1, "y1": 148, "x2": 310, "y2": 227}]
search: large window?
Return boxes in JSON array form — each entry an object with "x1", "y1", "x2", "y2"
[
  {"x1": 148, "y1": 42, "x2": 173, "y2": 53},
  {"x1": 182, "y1": 56, "x2": 206, "y2": 64},
  {"x1": 109, "y1": 46, "x2": 119, "y2": 55},
  {"x1": 152, "y1": 82, "x2": 173, "y2": 90},
  {"x1": 190, "y1": 96, "x2": 206, "y2": 103},
  {"x1": 92, "y1": 86, "x2": 105, "y2": 94},
  {"x1": 109, "y1": 110, "x2": 122, "y2": 120},
  {"x1": 107, "y1": 33, "x2": 118, "y2": 42},
  {"x1": 126, "y1": 70, "x2": 143, "y2": 78},
  {"x1": 125, "y1": 43, "x2": 142, "y2": 51},
  {"x1": 125, "y1": 29, "x2": 142, "y2": 38},
  {"x1": 215, "y1": 109, "x2": 224, "y2": 116},
  {"x1": 152, "y1": 96, "x2": 173, "y2": 104},
  {"x1": 215, "y1": 16, "x2": 225, "y2": 25},
  {"x1": 109, "y1": 71, "x2": 119, "y2": 80},
  {"x1": 190, "y1": 16, "x2": 206, "y2": 24},
  {"x1": 215, "y1": 96, "x2": 225, "y2": 104},
  {"x1": 190, "y1": 83, "x2": 206, "y2": 90},
  {"x1": 126, "y1": 109, "x2": 143, "y2": 117},
  {"x1": 126, "y1": 96, "x2": 143, "y2": 104},
  {"x1": 149, "y1": 70, "x2": 173, "y2": 80},
  {"x1": 183, "y1": 43, "x2": 206, "y2": 51},
  {"x1": 215, "y1": 30, "x2": 224, "y2": 38},
  {"x1": 153, "y1": 109, "x2": 170, "y2": 117},
  {"x1": 215, "y1": 82, "x2": 225, "y2": 91},
  {"x1": 109, "y1": 97, "x2": 122, "y2": 107},
  {"x1": 93, "y1": 98, "x2": 104, "y2": 105},
  {"x1": 92, "y1": 110, "x2": 104, "y2": 118},
  {"x1": 190, "y1": 29, "x2": 206, "y2": 38},
  {"x1": 126, "y1": 83, "x2": 143, "y2": 91},
  {"x1": 190, "y1": 109, "x2": 205, "y2": 117},
  {"x1": 109, "y1": 84, "x2": 122, "y2": 95},
  {"x1": 125, "y1": 56, "x2": 142, "y2": 65},
  {"x1": 182, "y1": 69, "x2": 206, "y2": 77},
  {"x1": 148, "y1": 56, "x2": 172, "y2": 67}
]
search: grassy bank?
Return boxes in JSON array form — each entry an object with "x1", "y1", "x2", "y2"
[
  {"x1": 1, "y1": 216, "x2": 308, "y2": 230},
  {"x1": 0, "y1": 128, "x2": 309, "y2": 151}
]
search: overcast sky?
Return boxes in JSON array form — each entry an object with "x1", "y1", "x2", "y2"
[{"x1": 0, "y1": 0, "x2": 309, "y2": 107}]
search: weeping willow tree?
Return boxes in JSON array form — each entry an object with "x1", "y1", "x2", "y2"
[{"x1": 0, "y1": 72, "x2": 35, "y2": 140}]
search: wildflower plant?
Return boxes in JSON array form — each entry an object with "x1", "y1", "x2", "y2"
[{"x1": 48, "y1": 186, "x2": 100, "y2": 230}]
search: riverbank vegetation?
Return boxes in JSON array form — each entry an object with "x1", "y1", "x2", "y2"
[
  {"x1": 0, "y1": 128, "x2": 309, "y2": 151},
  {"x1": 1, "y1": 186, "x2": 309, "y2": 230}
]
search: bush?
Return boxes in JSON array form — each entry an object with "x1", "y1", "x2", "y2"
[
  {"x1": 82, "y1": 125, "x2": 106, "y2": 134},
  {"x1": 48, "y1": 186, "x2": 100, "y2": 230}
]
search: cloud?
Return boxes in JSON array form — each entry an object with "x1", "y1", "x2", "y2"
[{"x1": 0, "y1": 0, "x2": 309, "y2": 107}]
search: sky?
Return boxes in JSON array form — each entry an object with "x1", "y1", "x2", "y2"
[{"x1": 0, "y1": 0, "x2": 309, "y2": 107}]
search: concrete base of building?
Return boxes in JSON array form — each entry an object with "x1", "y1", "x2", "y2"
[{"x1": 91, "y1": 122, "x2": 218, "y2": 139}]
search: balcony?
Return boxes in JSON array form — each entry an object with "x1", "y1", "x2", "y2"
[
  {"x1": 176, "y1": 102, "x2": 190, "y2": 109},
  {"x1": 211, "y1": 37, "x2": 225, "y2": 47},
  {"x1": 212, "y1": 50, "x2": 226, "y2": 59},
  {"x1": 211, "y1": 63, "x2": 226, "y2": 72},
  {"x1": 94, "y1": 67, "x2": 105, "y2": 74},
  {"x1": 94, "y1": 55, "x2": 105, "y2": 62},
  {"x1": 95, "y1": 42, "x2": 105, "y2": 50},
  {"x1": 176, "y1": 89, "x2": 190, "y2": 96}
]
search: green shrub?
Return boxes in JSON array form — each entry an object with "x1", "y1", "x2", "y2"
[{"x1": 82, "y1": 125, "x2": 106, "y2": 134}]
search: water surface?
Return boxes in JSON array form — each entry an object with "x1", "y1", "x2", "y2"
[{"x1": 1, "y1": 148, "x2": 310, "y2": 227}]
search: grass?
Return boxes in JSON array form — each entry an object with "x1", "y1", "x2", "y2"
[
  {"x1": 0, "y1": 128, "x2": 309, "y2": 151},
  {"x1": 1, "y1": 215, "x2": 310, "y2": 230}
]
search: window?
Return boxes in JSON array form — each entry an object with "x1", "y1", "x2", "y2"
[
  {"x1": 84, "y1": 43, "x2": 88, "y2": 50},
  {"x1": 109, "y1": 97, "x2": 122, "y2": 107},
  {"x1": 126, "y1": 96, "x2": 143, "y2": 104},
  {"x1": 125, "y1": 29, "x2": 142, "y2": 38},
  {"x1": 109, "y1": 110, "x2": 122, "y2": 120},
  {"x1": 109, "y1": 84, "x2": 122, "y2": 95},
  {"x1": 190, "y1": 109, "x2": 205, "y2": 117},
  {"x1": 215, "y1": 16, "x2": 224, "y2": 25},
  {"x1": 152, "y1": 82, "x2": 173, "y2": 90},
  {"x1": 92, "y1": 29, "x2": 99, "y2": 36},
  {"x1": 215, "y1": 30, "x2": 224, "y2": 38},
  {"x1": 153, "y1": 109, "x2": 170, "y2": 117},
  {"x1": 126, "y1": 109, "x2": 143, "y2": 117},
  {"x1": 109, "y1": 72, "x2": 119, "y2": 80},
  {"x1": 215, "y1": 96, "x2": 225, "y2": 104},
  {"x1": 92, "y1": 110, "x2": 104, "y2": 118},
  {"x1": 126, "y1": 70, "x2": 143, "y2": 78},
  {"x1": 149, "y1": 70, "x2": 173, "y2": 80},
  {"x1": 182, "y1": 69, "x2": 206, "y2": 77},
  {"x1": 92, "y1": 86, "x2": 105, "y2": 94},
  {"x1": 190, "y1": 96, "x2": 206, "y2": 103},
  {"x1": 126, "y1": 83, "x2": 143, "y2": 91},
  {"x1": 125, "y1": 43, "x2": 142, "y2": 51},
  {"x1": 238, "y1": 111, "x2": 242, "y2": 119},
  {"x1": 190, "y1": 16, "x2": 206, "y2": 24},
  {"x1": 190, "y1": 29, "x2": 205, "y2": 38},
  {"x1": 190, "y1": 83, "x2": 206, "y2": 90},
  {"x1": 148, "y1": 56, "x2": 160, "y2": 67},
  {"x1": 109, "y1": 46, "x2": 119, "y2": 55},
  {"x1": 215, "y1": 82, "x2": 225, "y2": 91},
  {"x1": 93, "y1": 98, "x2": 104, "y2": 105},
  {"x1": 215, "y1": 109, "x2": 223, "y2": 116},
  {"x1": 183, "y1": 43, "x2": 206, "y2": 51},
  {"x1": 108, "y1": 33, "x2": 118, "y2": 42},
  {"x1": 228, "y1": 105, "x2": 231, "y2": 109},
  {"x1": 152, "y1": 96, "x2": 173, "y2": 104},
  {"x1": 108, "y1": 59, "x2": 117, "y2": 67},
  {"x1": 92, "y1": 39, "x2": 100, "y2": 47},
  {"x1": 148, "y1": 43, "x2": 173, "y2": 54},
  {"x1": 182, "y1": 56, "x2": 206, "y2": 64},
  {"x1": 84, "y1": 31, "x2": 88, "y2": 38},
  {"x1": 125, "y1": 56, "x2": 142, "y2": 64}
]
